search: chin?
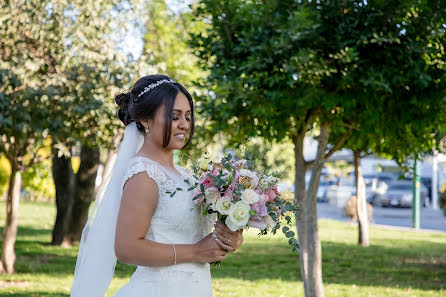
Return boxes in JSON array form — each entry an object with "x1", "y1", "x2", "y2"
[{"x1": 168, "y1": 140, "x2": 185, "y2": 150}]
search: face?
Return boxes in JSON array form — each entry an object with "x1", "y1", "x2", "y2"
[{"x1": 143, "y1": 92, "x2": 192, "y2": 150}]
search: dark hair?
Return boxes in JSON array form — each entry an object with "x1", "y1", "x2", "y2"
[{"x1": 115, "y1": 74, "x2": 195, "y2": 149}]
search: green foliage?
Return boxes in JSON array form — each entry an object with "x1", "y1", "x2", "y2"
[
  {"x1": 143, "y1": 0, "x2": 205, "y2": 86},
  {"x1": 324, "y1": 0, "x2": 446, "y2": 164},
  {"x1": 22, "y1": 159, "x2": 55, "y2": 201},
  {"x1": 190, "y1": 0, "x2": 445, "y2": 161},
  {"x1": 234, "y1": 138, "x2": 295, "y2": 183},
  {"x1": 0, "y1": 0, "x2": 134, "y2": 170},
  {"x1": 189, "y1": 0, "x2": 345, "y2": 143}
]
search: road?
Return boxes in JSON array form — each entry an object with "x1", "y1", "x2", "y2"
[{"x1": 317, "y1": 202, "x2": 446, "y2": 233}]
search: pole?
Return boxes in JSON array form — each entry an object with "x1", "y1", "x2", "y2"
[
  {"x1": 412, "y1": 159, "x2": 421, "y2": 229},
  {"x1": 432, "y1": 149, "x2": 439, "y2": 210}
]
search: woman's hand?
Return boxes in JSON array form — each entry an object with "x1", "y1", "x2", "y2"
[
  {"x1": 194, "y1": 233, "x2": 228, "y2": 263},
  {"x1": 213, "y1": 221, "x2": 244, "y2": 252}
]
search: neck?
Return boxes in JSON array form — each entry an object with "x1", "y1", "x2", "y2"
[{"x1": 138, "y1": 139, "x2": 175, "y2": 168}]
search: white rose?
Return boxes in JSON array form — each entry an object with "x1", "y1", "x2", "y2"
[
  {"x1": 259, "y1": 178, "x2": 269, "y2": 190},
  {"x1": 239, "y1": 169, "x2": 259, "y2": 188},
  {"x1": 241, "y1": 189, "x2": 260, "y2": 205},
  {"x1": 237, "y1": 159, "x2": 248, "y2": 168},
  {"x1": 205, "y1": 187, "x2": 220, "y2": 210},
  {"x1": 239, "y1": 169, "x2": 254, "y2": 177},
  {"x1": 215, "y1": 196, "x2": 233, "y2": 215},
  {"x1": 266, "y1": 176, "x2": 277, "y2": 185},
  {"x1": 225, "y1": 201, "x2": 251, "y2": 231}
]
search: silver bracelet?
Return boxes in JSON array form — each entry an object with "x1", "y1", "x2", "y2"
[{"x1": 171, "y1": 244, "x2": 176, "y2": 266}]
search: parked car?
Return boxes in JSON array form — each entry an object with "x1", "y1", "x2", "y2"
[
  {"x1": 317, "y1": 179, "x2": 336, "y2": 203},
  {"x1": 374, "y1": 181, "x2": 428, "y2": 208},
  {"x1": 325, "y1": 179, "x2": 356, "y2": 208},
  {"x1": 362, "y1": 173, "x2": 396, "y2": 204}
]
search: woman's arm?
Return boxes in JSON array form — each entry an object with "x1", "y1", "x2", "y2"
[{"x1": 114, "y1": 171, "x2": 227, "y2": 266}]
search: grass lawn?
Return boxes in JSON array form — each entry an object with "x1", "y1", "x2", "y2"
[{"x1": 0, "y1": 201, "x2": 445, "y2": 297}]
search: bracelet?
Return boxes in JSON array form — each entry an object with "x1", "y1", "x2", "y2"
[{"x1": 171, "y1": 244, "x2": 176, "y2": 266}]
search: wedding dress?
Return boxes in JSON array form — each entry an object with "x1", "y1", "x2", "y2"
[{"x1": 113, "y1": 156, "x2": 215, "y2": 297}]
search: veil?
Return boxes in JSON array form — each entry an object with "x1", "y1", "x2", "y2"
[{"x1": 70, "y1": 122, "x2": 144, "y2": 297}]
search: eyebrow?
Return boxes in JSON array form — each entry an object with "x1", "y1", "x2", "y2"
[{"x1": 173, "y1": 109, "x2": 191, "y2": 113}]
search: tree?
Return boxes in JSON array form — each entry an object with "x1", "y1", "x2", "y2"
[
  {"x1": 190, "y1": 0, "x2": 445, "y2": 295},
  {"x1": 332, "y1": 0, "x2": 446, "y2": 246},
  {"x1": 143, "y1": 0, "x2": 204, "y2": 85},
  {"x1": 0, "y1": 0, "x2": 68, "y2": 273},
  {"x1": 0, "y1": 0, "x2": 133, "y2": 272},
  {"x1": 49, "y1": 0, "x2": 134, "y2": 245}
]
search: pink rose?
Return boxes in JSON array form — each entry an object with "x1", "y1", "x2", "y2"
[
  {"x1": 234, "y1": 169, "x2": 240, "y2": 183},
  {"x1": 223, "y1": 189, "x2": 234, "y2": 200},
  {"x1": 200, "y1": 170, "x2": 218, "y2": 188},
  {"x1": 266, "y1": 189, "x2": 277, "y2": 202},
  {"x1": 248, "y1": 217, "x2": 267, "y2": 230},
  {"x1": 251, "y1": 201, "x2": 267, "y2": 217},
  {"x1": 259, "y1": 194, "x2": 268, "y2": 203},
  {"x1": 193, "y1": 188, "x2": 204, "y2": 205}
]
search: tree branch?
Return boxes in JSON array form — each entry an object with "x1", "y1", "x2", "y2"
[
  {"x1": 304, "y1": 125, "x2": 352, "y2": 170},
  {"x1": 324, "y1": 126, "x2": 352, "y2": 160}
]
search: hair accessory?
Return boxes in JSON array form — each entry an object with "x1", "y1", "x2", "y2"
[{"x1": 135, "y1": 79, "x2": 175, "y2": 101}]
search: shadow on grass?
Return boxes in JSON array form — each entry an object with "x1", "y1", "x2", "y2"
[
  {"x1": 212, "y1": 239, "x2": 446, "y2": 292},
  {"x1": 0, "y1": 226, "x2": 52, "y2": 239},
  {"x1": 0, "y1": 226, "x2": 136, "y2": 278},
  {"x1": 0, "y1": 292, "x2": 68, "y2": 297},
  {"x1": 3, "y1": 226, "x2": 446, "y2": 293}
]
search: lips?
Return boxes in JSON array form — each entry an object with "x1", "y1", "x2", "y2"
[{"x1": 174, "y1": 133, "x2": 186, "y2": 140}]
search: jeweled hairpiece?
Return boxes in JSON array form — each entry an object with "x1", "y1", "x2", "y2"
[{"x1": 135, "y1": 79, "x2": 175, "y2": 101}]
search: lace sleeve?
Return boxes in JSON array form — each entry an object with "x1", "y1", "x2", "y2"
[{"x1": 121, "y1": 162, "x2": 169, "y2": 193}]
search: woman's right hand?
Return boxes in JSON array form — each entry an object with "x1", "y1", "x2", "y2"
[{"x1": 194, "y1": 233, "x2": 228, "y2": 263}]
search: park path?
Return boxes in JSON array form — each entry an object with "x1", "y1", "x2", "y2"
[{"x1": 317, "y1": 202, "x2": 446, "y2": 233}]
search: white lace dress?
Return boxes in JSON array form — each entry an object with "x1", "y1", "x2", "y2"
[{"x1": 113, "y1": 156, "x2": 216, "y2": 297}]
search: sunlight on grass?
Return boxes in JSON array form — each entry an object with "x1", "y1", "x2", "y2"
[{"x1": 0, "y1": 201, "x2": 445, "y2": 297}]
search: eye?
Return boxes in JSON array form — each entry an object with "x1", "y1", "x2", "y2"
[
  {"x1": 172, "y1": 115, "x2": 179, "y2": 120},
  {"x1": 186, "y1": 115, "x2": 191, "y2": 121}
]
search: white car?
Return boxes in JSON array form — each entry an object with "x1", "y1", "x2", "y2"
[{"x1": 375, "y1": 181, "x2": 428, "y2": 207}]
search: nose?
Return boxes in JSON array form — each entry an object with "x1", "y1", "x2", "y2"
[{"x1": 178, "y1": 115, "x2": 189, "y2": 130}]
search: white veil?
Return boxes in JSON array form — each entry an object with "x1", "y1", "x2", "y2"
[{"x1": 70, "y1": 122, "x2": 144, "y2": 297}]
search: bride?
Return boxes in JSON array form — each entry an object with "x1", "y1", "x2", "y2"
[{"x1": 70, "y1": 74, "x2": 244, "y2": 297}]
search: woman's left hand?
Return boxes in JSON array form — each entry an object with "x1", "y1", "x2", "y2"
[{"x1": 213, "y1": 221, "x2": 244, "y2": 252}]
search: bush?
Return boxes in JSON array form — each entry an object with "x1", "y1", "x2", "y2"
[
  {"x1": 0, "y1": 155, "x2": 11, "y2": 198},
  {"x1": 22, "y1": 158, "x2": 55, "y2": 201}
]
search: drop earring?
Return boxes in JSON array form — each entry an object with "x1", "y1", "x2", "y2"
[{"x1": 145, "y1": 126, "x2": 150, "y2": 133}]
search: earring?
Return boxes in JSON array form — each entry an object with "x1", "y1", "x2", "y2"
[{"x1": 145, "y1": 126, "x2": 150, "y2": 133}]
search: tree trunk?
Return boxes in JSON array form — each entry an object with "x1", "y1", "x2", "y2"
[
  {"x1": 95, "y1": 149, "x2": 116, "y2": 195},
  {"x1": 353, "y1": 151, "x2": 370, "y2": 247},
  {"x1": 51, "y1": 144, "x2": 75, "y2": 246},
  {"x1": 294, "y1": 132, "x2": 309, "y2": 294},
  {"x1": 294, "y1": 124, "x2": 329, "y2": 297},
  {"x1": 66, "y1": 144, "x2": 100, "y2": 243},
  {"x1": 95, "y1": 132, "x2": 121, "y2": 195},
  {"x1": 1, "y1": 162, "x2": 22, "y2": 273}
]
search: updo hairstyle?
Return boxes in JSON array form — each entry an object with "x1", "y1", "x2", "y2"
[{"x1": 115, "y1": 74, "x2": 195, "y2": 149}]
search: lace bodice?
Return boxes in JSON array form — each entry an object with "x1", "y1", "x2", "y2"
[{"x1": 119, "y1": 156, "x2": 216, "y2": 280}]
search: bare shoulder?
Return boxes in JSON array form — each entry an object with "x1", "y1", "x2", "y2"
[{"x1": 122, "y1": 171, "x2": 159, "y2": 205}]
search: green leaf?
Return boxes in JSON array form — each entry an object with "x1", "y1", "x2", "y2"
[{"x1": 285, "y1": 231, "x2": 295, "y2": 238}]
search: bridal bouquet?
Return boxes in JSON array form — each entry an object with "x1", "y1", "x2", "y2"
[{"x1": 186, "y1": 154, "x2": 299, "y2": 252}]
